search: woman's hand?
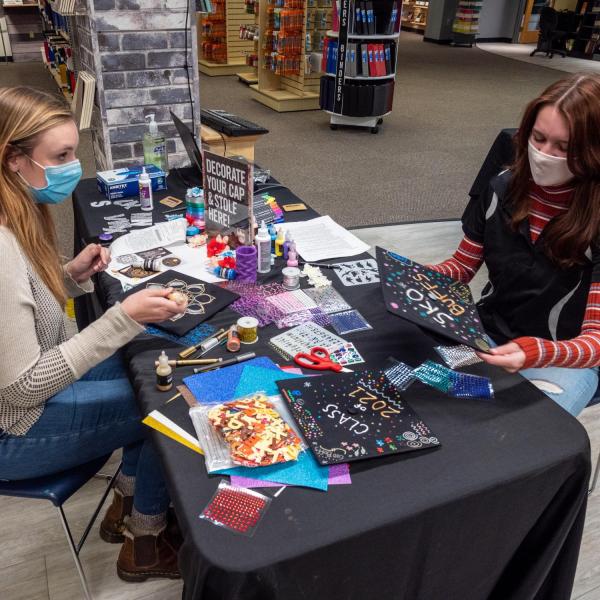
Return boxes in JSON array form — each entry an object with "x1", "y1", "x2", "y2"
[
  {"x1": 476, "y1": 341, "x2": 526, "y2": 373},
  {"x1": 121, "y1": 287, "x2": 188, "y2": 324},
  {"x1": 66, "y1": 244, "x2": 111, "y2": 282}
]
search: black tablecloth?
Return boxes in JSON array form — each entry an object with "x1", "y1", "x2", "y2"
[{"x1": 72, "y1": 170, "x2": 591, "y2": 600}]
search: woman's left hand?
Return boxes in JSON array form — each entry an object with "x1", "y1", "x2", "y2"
[
  {"x1": 66, "y1": 244, "x2": 111, "y2": 283},
  {"x1": 476, "y1": 341, "x2": 526, "y2": 373}
]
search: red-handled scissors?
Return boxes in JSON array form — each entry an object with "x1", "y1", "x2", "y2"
[{"x1": 293, "y1": 346, "x2": 353, "y2": 373}]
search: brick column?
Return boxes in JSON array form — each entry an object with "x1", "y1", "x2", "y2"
[{"x1": 84, "y1": 0, "x2": 201, "y2": 169}]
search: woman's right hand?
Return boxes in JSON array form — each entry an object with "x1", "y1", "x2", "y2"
[{"x1": 120, "y1": 287, "x2": 187, "y2": 324}]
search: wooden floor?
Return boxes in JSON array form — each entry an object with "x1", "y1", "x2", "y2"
[{"x1": 2, "y1": 221, "x2": 599, "y2": 600}]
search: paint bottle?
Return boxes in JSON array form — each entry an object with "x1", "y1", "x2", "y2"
[
  {"x1": 287, "y1": 241, "x2": 298, "y2": 267},
  {"x1": 156, "y1": 351, "x2": 173, "y2": 392},
  {"x1": 255, "y1": 220, "x2": 271, "y2": 274},
  {"x1": 226, "y1": 326, "x2": 241, "y2": 352},
  {"x1": 283, "y1": 231, "x2": 292, "y2": 260},
  {"x1": 274, "y1": 228, "x2": 285, "y2": 257},
  {"x1": 139, "y1": 167, "x2": 153, "y2": 211},
  {"x1": 268, "y1": 223, "x2": 277, "y2": 253}
]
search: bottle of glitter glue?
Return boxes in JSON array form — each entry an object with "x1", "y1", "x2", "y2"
[
  {"x1": 255, "y1": 220, "x2": 271, "y2": 274},
  {"x1": 275, "y1": 227, "x2": 285, "y2": 257},
  {"x1": 139, "y1": 167, "x2": 153, "y2": 212},
  {"x1": 156, "y1": 351, "x2": 173, "y2": 392}
]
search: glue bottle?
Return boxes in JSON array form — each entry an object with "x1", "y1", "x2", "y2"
[
  {"x1": 139, "y1": 167, "x2": 153, "y2": 212},
  {"x1": 255, "y1": 220, "x2": 271, "y2": 274},
  {"x1": 287, "y1": 241, "x2": 298, "y2": 267},
  {"x1": 156, "y1": 351, "x2": 173, "y2": 392},
  {"x1": 275, "y1": 227, "x2": 285, "y2": 257},
  {"x1": 283, "y1": 231, "x2": 292, "y2": 260}
]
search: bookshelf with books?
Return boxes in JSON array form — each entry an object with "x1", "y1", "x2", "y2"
[
  {"x1": 319, "y1": 0, "x2": 399, "y2": 133},
  {"x1": 400, "y1": 0, "x2": 427, "y2": 34},
  {"x1": 570, "y1": 0, "x2": 600, "y2": 59},
  {"x1": 198, "y1": 0, "x2": 256, "y2": 75},
  {"x1": 249, "y1": 0, "x2": 332, "y2": 112}
]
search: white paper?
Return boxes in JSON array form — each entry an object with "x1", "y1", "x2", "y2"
[
  {"x1": 106, "y1": 241, "x2": 223, "y2": 289},
  {"x1": 109, "y1": 218, "x2": 188, "y2": 256},
  {"x1": 283, "y1": 216, "x2": 370, "y2": 262}
]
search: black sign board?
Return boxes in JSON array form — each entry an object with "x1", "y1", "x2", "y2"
[
  {"x1": 202, "y1": 150, "x2": 254, "y2": 247},
  {"x1": 333, "y1": 0, "x2": 350, "y2": 114}
]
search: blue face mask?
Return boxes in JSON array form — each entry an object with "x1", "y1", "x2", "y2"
[{"x1": 20, "y1": 157, "x2": 83, "y2": 204}]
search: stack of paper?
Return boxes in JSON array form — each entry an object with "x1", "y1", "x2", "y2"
[{"x1": 283, "y1": 216, "x2": 370, "y2": 262}]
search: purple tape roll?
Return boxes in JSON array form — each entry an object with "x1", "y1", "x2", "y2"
[{"x1": 236, "y1": 245, "x2": 258, "y2": 283}]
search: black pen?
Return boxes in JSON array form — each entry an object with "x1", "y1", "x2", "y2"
[
  {"x1": 193, "y1": 352, "x2": 256, "y2": 373},
  {"x1": 299, "y1": 261, "x2": 339, "y2": 269}
]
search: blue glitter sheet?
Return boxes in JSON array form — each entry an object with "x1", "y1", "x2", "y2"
[
  {"x1": 216, "y1": 450, "x2": 329, "y2": 491},
  {"x1": 145, "y1": 322, "x2": 216, "y2": 348},
  {"x1": 183, "y1": 357, "x2": 281, "y2": 404},
  {"x1": 235, "y1": 365, "x2": 306, "y2": 397}
]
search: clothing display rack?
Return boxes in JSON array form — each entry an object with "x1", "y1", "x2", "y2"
[
  {"x1": 319, "y1": 0, "x2": 400, "y2": 133},
  {"x1": 198, "y1": 0, "x2": 256, "y2": 76},
  {"x1": 250, "y1": 0, "x2": 332, "y2": 112}
]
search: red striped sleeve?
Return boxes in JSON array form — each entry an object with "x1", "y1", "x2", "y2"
[
  {"x1": 514, "y1": 283, "x2": 600, "y2": 368},
  {"x1": 428, "y1": 236, "x2": 484, "y2": 283}
]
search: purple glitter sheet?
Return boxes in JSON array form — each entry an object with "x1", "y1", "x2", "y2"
[
  {"x1": 275, "y1": 307, "x2": 332, "y2": 329},
  {"x1": 224, "y1": 282, "x2": 287, "y2": 327}
]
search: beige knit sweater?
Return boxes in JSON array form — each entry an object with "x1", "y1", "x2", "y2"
[{"x1": 0, "y1": 226, "x2": 145, "y2": 436}]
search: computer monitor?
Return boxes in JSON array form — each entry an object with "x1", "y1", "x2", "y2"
[{"x1": 170, "y1": 110, "x2": 203, "y2": 178}]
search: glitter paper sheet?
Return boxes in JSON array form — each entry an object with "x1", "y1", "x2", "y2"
[
  {"x1": 304, "y1": 286, "x2": 352, "y2": 314},
  {"x1": 275, "y1": 307, "x2": 332, "y2": 329},
  {"x1": 220, "y1": 449, "x2": 330, "y2": 491},
  {"x1": 435, "y1": 344, "x2": 483, "y2": 368},
  {"x1": 383, "y1": 359, "x2": 416, "y2": 391},
  {"x1": 184, "y1": 357, "x2": 280, "y2": 403},
  {"x1": 330, "y1": 310, "x2": 372, "y2": 335},
  {"x1": 145, "y1": 322, "x2": 216, "y2": 348},
  {"x1": 230, "y1": 462, "x2": 351, "y2": 488},
  {"x1": 234, "y1": 364, "x2": 306, "y2": 397},
  {"x1": 200, "y1": 481, "x2": 271, "y2": 536}
]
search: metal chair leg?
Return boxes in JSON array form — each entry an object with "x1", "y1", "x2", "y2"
[
  {"x1": 58, "y1": 506, "x2": 93, "y2": 600},
  {"x1": 589, "y1": 449, "x2": 600, "y2": 496},
  {"x1": 78, "y1": 462, "x2": 122, "y2": 552}
]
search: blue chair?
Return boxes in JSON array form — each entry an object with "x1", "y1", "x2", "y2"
[{"x1": 0, "y1": 455, "x2": 121, "y2": 600}]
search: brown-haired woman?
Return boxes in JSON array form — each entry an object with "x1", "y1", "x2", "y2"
[
  {"x1": 430, "y1": 73, "x2": 600, "y2": 416},
  {"x1": 0, "y1": 86, "x2": 187, "y2": 581}
]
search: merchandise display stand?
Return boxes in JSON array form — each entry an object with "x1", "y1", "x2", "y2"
[
  {"x1": 250, "y1": 0, "x2": 332, "y2": 112},
  {"x1": 320, "y1": 0, "x2": 399, "y2": 133},
  {"x1": 451, "y1": 0, "x2": 482, "y2": 47},
  {"x1": 400, "y1": 0, "x2": 427, "y2": 34},
  {"x1": 198, "y1": 0, "x2": 256, "y2": 76},
  {"x1": 236, "y1": 0, "x2": 260, "y2": 84}
]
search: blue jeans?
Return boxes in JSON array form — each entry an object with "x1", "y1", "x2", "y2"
[
  {"x1": 0, "y1": 353, "x2": 169, "y2": 515},
  {"x1": 520, "y1": 365, "x2": 598, "y2": 417},
  {"x1": 486, "y1": 338, "x2": 598, "y2": 417}
]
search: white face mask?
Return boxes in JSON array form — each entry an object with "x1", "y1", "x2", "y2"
[{"x1": 528, "y1": 139, "x2": 574, "y2": 187}]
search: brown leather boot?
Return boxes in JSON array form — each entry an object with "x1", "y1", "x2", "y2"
[
  {"x1": 116, "y1": 528, "x2": 181, "y2": 582},
  {"x1": 99, "y1": 490, "x2": 133, "y2": 543}
]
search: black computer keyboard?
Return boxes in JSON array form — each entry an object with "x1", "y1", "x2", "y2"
[{"x1": 200, "y1": 109, "x2": 269, "y2": 137}]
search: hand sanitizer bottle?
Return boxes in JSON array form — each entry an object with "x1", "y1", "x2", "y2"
[{"x1": 143, "y1": 114, "x2": 169, "y2": 174}]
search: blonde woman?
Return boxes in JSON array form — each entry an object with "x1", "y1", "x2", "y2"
[{"x1": 0, "y1": 87, "x2": 186, "y2": 582}]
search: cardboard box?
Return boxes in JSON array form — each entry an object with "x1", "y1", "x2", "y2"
[{"x1": 97, "y1": 164, "x2": 167, "y2": 200}]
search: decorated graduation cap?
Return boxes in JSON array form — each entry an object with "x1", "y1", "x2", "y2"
[{"x1": 376, "y1": 247, "x2": 491, "y2": 353}]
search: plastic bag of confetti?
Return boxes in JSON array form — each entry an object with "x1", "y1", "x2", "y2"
[{"x1": 200, "y1": 480, "x2": 272, "y2": 537}]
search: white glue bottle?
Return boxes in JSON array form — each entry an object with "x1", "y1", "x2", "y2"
[
  {"x1": 255, "y1": 220, "x2": 271, "y2": 274},
  {"x1": 139, "y1": 166, "x2": 153, "y2": 211}
]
